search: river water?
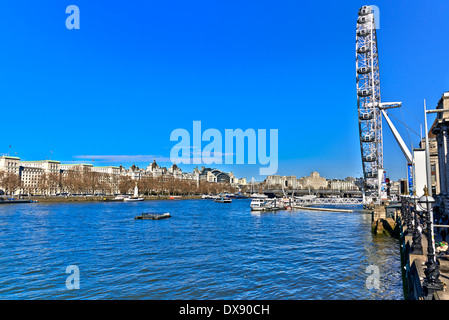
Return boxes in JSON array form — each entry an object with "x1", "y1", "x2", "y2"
[{"x1": 0, "y1": 199, "x2": 403, "y2": 300}]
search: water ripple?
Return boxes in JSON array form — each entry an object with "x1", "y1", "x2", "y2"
[{"x1": 0, "y1": 200, "x2": 403, "y2": 300}]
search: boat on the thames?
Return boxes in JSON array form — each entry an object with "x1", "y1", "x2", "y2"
[
  {"x1": 214, "y1": 197, "x2": 232, "y2": 203},
  {"x1": 124, "y1": 185, "x2": 144, "y2": 202}
]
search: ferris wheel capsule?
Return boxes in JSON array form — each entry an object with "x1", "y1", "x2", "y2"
[
  {"x1": 361, "y1": 134, "x2": 374, "y2": 142},
  {"x1": 357, "y1": 46, "x2": 370, "y2": 54},
  {"x1": 357, "y1": 66, "x2": 372, "y2": 74},
  {"x1": 358, "y1": 6, "x2": 373, "y2": 16},
  {"x1": 359, "y1": 111, "x2": 374, "y2": 121},
  {"x1": 357, "y1": 28, "x2": 372, "y2": 37},
  {"x1": 363, "y1": 154, "x2": 377, "y2": 162},
  {"x1": 358, "y1": 89, "x2": 372, "y2": 97},
  {"x1": 357, "y1": 16, "x2": 371, "y2": 24}
]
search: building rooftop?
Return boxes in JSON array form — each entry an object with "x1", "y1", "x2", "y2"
[
  {"x1": 20, "y1": 160, "x2": 60, "y2": 164},
  {"x1": 60, "y1": 163, "x2": 93, "y2": 167},
  {"x1": 0, "y1": 155, "x2": 20, "y2": 160}
]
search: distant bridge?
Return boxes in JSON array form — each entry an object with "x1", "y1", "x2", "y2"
[
  {"x1": 262, "y1": 189, "x2": 363, "y2": 198},
  {"x1": 293, "y1": 197, "x2": 364, "y2": 206}
]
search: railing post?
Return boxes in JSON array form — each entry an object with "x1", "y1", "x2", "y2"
[{"x1": 410, "y1": 192, "x2": 423, "y2": 255}]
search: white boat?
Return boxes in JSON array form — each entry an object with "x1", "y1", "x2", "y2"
[
  {"x1": 251, "y1": 193, "x2": 268, "y2": 199},
  {"x1": 250, "y1": 198, "x2": 279, "y2": 211},
  {"x1": 250, "y1": 198, "x2": 268, "y2": 211},
  {"x1": 250, "y1": 197, "x2": 287, "y2": 211},
  {"x1": 295, "y1": 194, "x2": 317, "y2": 200},
  {"x1": 124, "y1": 196, "x2": 144, "y2": 202},
  {"x1": 214, "y1": 197, "x2": 232, "y2": 203},
  {"x1": 124, "y1": 185, "x2": 144, "y2": 202},
  {"x1": 249, "y1": 178, "x2": 267, "y2": 199},
  {"x1": 114, "y1": 195, "x2": 126, "y2": 200}
]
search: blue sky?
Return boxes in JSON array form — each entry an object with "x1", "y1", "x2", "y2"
[{"x1": 1, "y1": 0, "x2": 449, "y2": 181}]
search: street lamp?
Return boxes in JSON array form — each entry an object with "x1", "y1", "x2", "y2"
[
  {"x1": 410, "y1": 191, "x2": 423, "y2": 255},
  {"x1": 405, "y1": 194, "x2": 414, "y2": 236},
  {"x1": 418, "y1": 186, "x2": 443, "y2": 298}
]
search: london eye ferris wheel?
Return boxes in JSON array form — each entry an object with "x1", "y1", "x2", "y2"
[{"x1": 356, "y1": 6, "x2": 384, "y2": 202}]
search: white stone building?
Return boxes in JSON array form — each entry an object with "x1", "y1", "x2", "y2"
[
  {"x1": 0, "y1": 154, "x2": 240, "y2": 195},
  {"x1": 298, "y1": 172, "x2": 328, "y2": 190},
  {"x1": 0, "y1": 156, "x2": 20, "y2": 175},
  {"x1": 431, "y1": 91, "x2": 449, "y2": 214},
  {"x1": 328, "y1": 179, "x2": 357, "y2": 191}
]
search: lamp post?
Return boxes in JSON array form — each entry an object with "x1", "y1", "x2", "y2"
[
  {"x1": 401, "y1": 195, "x2": 408, "y2": 235},
  {"x1": 418, "y1": 186, "x2": 443, "y2": 299},
  {"x1": 410, "y1": 191, "x2": 423, "y2": 255},
  {"x1": 405, "y1": 194, "x2": 413, "y2": 235}
]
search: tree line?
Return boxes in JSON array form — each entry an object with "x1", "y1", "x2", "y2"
[{"x1": 0, "y1": 169, "x2": 237, "y2": 196}]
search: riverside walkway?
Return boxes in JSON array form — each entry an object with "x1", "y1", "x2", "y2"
[{"x1": 395, "y1": 202, "x2": 449, "y2": 300}]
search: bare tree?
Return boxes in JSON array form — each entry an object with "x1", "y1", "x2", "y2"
[
  {"x1": 1, "y1": 172, "x2": 21, "y2": 195},
  {"x1": 118, "y1": 176, "x2": 134, "y2": 194}
]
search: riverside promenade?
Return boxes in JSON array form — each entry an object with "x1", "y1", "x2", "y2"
[{"x1": 388, "y1": 203, "x2": 449, "y2": 300}]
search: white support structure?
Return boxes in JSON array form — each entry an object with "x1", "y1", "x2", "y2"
[{"x1": 381, "y1": 109, "x2": 413, "y2": 164}]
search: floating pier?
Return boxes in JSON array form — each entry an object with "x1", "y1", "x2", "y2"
[
  {"x1": 0, "y1": 198, "x2": 37, "y2": 204},
  {"x1": 134, "y1": 213, "x2": 171, "y2": 220},
  {"x1": 292, "y1": 206, "x2": 353, "y2": 213}
]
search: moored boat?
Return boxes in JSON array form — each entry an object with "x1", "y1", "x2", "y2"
[
  {"x1": 214, "y1": 197, "x2": 232, "y2": 203},
  {"x1": 250, "y1": 198, "x2": 284, "y2": 211},
  {"x1": 124, "y1": 185, "x2": 144, "y2": 202},
  {"x1": 250, "y1": 198, "x2": 267, "y2": 211},
  {"x1": 251, "y1": 193, "x2": 268, "y2": 199},
  {"x1": 123, "y1": 196, "x2": 144, "y2": 202},
  {"x1": 0, "y1": 196, "x2": 36, "y2": 204}
]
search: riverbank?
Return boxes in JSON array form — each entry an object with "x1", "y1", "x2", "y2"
[{"x1": 18, "y1": 195, "x2": 205, "y2": 203}]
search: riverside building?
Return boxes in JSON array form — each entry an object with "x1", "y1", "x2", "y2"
[
  {"x1": 0, "y1": 155, "x2": 241, "y2": 195},
  {"x1": 431, "y1": 91, "x2": 449, "y2": 214},
  {"x1": 265, "y1": 172, "x2": 358, "y2": 191}
]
